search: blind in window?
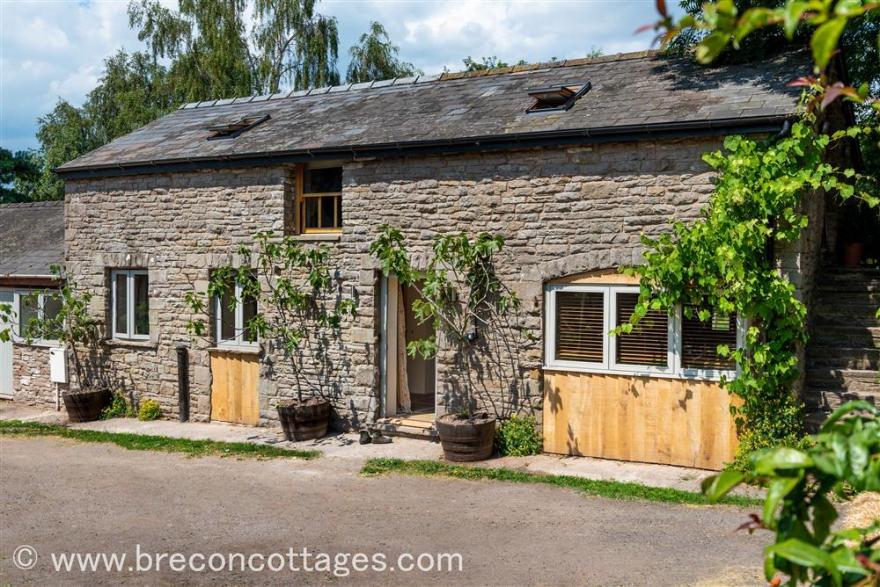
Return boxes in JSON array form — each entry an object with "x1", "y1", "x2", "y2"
[
  {"x1": 555, "y1": 291, "x2": 604, "y2": 363},
  {"x1": 615, "y1": 293, "x2": 668, "y2": 367},
  {"x1": 681, "y1": 309, "x2": 737, "y2": 370}
]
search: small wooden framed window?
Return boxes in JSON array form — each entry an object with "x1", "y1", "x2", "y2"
[
  {"x1": 680, "y1": 307, "x2": 738, "y2": 372},
  {"x1": 297, "y1": 166, "x2": 342, "y2": 233}
]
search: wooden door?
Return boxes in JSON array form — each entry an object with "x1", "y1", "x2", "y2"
[{"x1": 210, "y1": 351, "x2": 260, "y2": 425}]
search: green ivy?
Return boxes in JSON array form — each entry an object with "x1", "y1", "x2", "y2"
[{"x1": 625, "y1": 120, "x2": 876, "y2": 468}]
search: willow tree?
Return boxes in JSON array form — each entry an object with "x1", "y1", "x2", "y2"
[
  {"x1": 128, "y1": 0, "x2": 340, "y2": 99},
  {"x1": 345, "y1": 22, "x2": 420, "y2": 83}
]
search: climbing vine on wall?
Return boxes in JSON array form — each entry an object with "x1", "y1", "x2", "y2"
[{"x1": 621, "y1": 119, "x2": 876, "y2": 468}]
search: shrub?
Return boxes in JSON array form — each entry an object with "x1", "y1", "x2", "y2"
[
  {"x1": 101, "y1": 391, "x2": 135, "y2": 420},
  {"x1": 137, "y1": 399, "x2": 162, "y2": 421},
  {"x1": 703, "y1": 402, "x2": 880, "y2": 585},
  {"x1": 495, "y1": 416, "x2": 542, "y2": 457}
]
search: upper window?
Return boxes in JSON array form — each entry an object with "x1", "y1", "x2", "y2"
[
  {"x1": 15, "y1": 289, "x2": 61, "y2": 340},
  {"x1": 298, "y1": 167, "x2": 342, "y2": 233},
  {"x1": 215, "y1": 276, "x2": 258, "y2": 347},
  {"x1": 545, "y1": 284, "x2": 740, "y2": 379},
  {"x1": 112, "y1": 270, "x2": 149, "y2": 340}
]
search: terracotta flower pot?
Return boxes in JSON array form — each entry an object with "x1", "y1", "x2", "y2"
[
  {"x1": 62, "y1": 388, "x2": 112, "y2": 422},
  {"x1": 842, "y1": 242, "x2": 865, "y2": 268},
  {"x1": 435, "y1": 412, "x2": 496, "y2": 462},
  {"x1": 277, "y1": 398, "x2": 330, "y2": 441}
]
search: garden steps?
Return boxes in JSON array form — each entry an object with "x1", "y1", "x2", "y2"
[
  {"x1": 803, "y1": 266, "x2": 879, "y2": 428},
  {"x1": 374, "y1": 415, "x2": 439, "y2": 441}
]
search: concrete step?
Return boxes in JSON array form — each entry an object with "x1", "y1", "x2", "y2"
[
  {"x1": 801, "y1": 385, "x2": 879, "y2": 431},
  {"x1": 806, "y1": 347, "x2": 879, "y2": 370},
  {"x1": 812, "y1": 303, "x2": 880, "y2": 325},
  {"x1": 810, "y1": 325, "x2": 880, "y2": 348},
  {"x1": 817, "y1": 269, "x2": 880, "y2": 293},
  {"x1": 375, "y1": 417, "x2": 439, "y2": 441},
  {"x1": 804, "y1": 368, "x2": 880, "y2": 394}
]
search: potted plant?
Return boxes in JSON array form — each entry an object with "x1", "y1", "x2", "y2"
[
  {"x1": 370, "y1": 227, "x2": 522, "y2": 461},
  {"x1": 184, "y1": 232, "x2": 355, "y2": 441},
  {"x1": 21, "y1": 266, "x2": 112, "y2": 422}
]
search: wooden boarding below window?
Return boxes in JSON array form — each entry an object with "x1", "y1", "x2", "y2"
[{"x1": 542, "y1": 371, "x2": 740, "y2": 470}]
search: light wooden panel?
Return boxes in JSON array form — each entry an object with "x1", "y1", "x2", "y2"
[
  {"x1": 550, "y1": 269, "x2": 640, "y2": 285},
  {"x1": 543, "y1": 371, "x2": 740, "y2": 470},
  {"x1": 210, "y1": 351, "x2": 260, "y2": 425}
]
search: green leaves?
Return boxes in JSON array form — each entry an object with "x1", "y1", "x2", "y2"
[
  {"x1": 700, "y1": 469, "x2": 745, "y2": 501},
  {"x1": 811, "y1": 17, "x2": 847, "y2": 70}
]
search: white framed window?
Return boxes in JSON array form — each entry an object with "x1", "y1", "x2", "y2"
[
  {"x1": 545, "y1": 283, "x2": 742, "y2": 380},
  {"x1": 214, "y1": 278, "x2": 258, "y2": 347},
  {"x1": 13, "y1": 289, "x2": 62, "y2": 342},
  {"x1": 111, "y1": 270, "x2": 150, "y2": 340}
]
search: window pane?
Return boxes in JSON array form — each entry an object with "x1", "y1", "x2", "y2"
[
  {"x1": 133, "y1": 273, "x2": 150, "y2": 336},
  {"x1": 305, "y1": 167, "x2": 342, "y2": 193},
  {"x1": 555, "y1": 291, "x2": 604, "y2": 363},
  {"x1": 19, "y1": 294, "x2": 39, "y2": 336},
  {"x1": 615, "y1": 293, "x2": 668, "y2": 367},
  {"x1": 335, "y1": 195, "x2": 343, "y2": 227},
  {"x1": 242, "y1": 293, "x2": 258, "y2": 343},
  {"x1": 114, "y1": 273, "x2": 128, "y2": 334},
  {"x1": 320, "y1": 196, "x2": 335, "y2": 228},
  {"x1": 219, "y1": 288, "x2": 236, "y2": 342},
  {"x1": 682, "y1": 308, "x2": 737, "y2": 370},
  {"x1": 43, "y1": 294, "x2": 62, "y2": 322},
  {"x1": 304, "y1": 198, "x2": 319, "y2": 229}
]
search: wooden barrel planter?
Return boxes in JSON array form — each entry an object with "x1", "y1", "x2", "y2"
[
  {"x1": 277, "y1": 398, "x2": 331, "y2": 441},
  {"x1": 62, "y1": 388, "x2": 112, "y2": 423},
  {"x1": 436, "y1": 413, "x2": 497, "y2": 462}
]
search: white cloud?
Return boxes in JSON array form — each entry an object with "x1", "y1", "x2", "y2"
[{"x1": 2, "y1": 0, "x2": 670, "y2": 151}]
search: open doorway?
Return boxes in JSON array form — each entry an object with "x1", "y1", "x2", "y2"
[{"x1": 381, "y1": 277, "x2": 436, "y2": 419}]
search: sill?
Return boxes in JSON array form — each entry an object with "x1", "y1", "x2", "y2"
[
  {"x1": 12, "y1": 339, "x2": 61, "y2": 349},
  {"x1": 103, "y1": 338, "x2": 158, "y2": 350},
  {"x1": 542, "y1": 364, "x2": 734, "y2": 382},
  {"x1": 294, "y1": 233, "x2": 341, "y2": 242},
  {"x1": 208, "y1": 345, "x2": 262, "y2": 356}
]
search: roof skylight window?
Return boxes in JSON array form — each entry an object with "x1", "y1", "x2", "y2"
[
  {"x1": 207, "y1": 114, "x2": 270, "y2": 139},
  {"x1": 526, "y1": 82, "x2": 592, "y2": 113}
]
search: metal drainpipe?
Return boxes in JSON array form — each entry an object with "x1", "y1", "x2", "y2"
[{"x1": 176, "y1": 345, "x2": 190, "y2": 422}]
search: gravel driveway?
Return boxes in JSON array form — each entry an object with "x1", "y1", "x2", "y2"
[{"x1": 0, "y1": 437, "x2": 767, "y2": 585}]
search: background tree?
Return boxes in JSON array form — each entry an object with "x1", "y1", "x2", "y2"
[
  {"x1": 129, "y1": 0, "x2": 340, "y2": 98},
  {"x1": 345, "y1": 21, "x2": 420, "y2": 83},
  {"x1": 0, "y1": 149, "x2": 40, "y2": 204}
]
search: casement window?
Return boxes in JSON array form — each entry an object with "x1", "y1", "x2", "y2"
[
  {"x1": 111, "y1": 270, "x2": 150, "y2": 340},
  {"x1": 14, "y1": 290, "x2": 61, "y2": 341},
  {"x1": 215, "y1": 278, "x2": 258, "y2": 347},
  {"x1": 298, "y1": 167, "x2": 342, "y2": 233},
  {"x1": 545, "y1": 284, "x2": 742, "y2": 379}
]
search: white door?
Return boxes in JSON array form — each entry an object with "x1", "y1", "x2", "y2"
[{"x1": 0, "y1": 290, "x2": 13, "y2": 398}]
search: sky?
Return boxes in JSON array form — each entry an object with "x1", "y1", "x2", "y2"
[{"x1": 0, "y1": 0, "x2": 678, "y2": 152}]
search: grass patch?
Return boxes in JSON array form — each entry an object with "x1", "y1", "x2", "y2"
[
  {"x1": 361, "y1": 458, "x2": 761, "y2": 507},
  {"x1": 0, "y1": 420, "x2": 320, "y2": 460}
]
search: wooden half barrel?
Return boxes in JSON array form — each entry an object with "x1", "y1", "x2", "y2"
[
  {"x1": 277, "y1": 399, "x2": 330, "y2": 441},
  {"x1": 62, "y1": 388, "x2": 112, "y2": 422},
  {"x1": 436, "y1": 415, "x2": 496, "y2": 462}
]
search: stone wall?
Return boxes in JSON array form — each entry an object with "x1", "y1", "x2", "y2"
[
  {"x1": 12, "y1": 344, "x2": 67, "y2": 406},
  {"x1": 64, "y1": 138, "x2": 722, "y2": 428}
]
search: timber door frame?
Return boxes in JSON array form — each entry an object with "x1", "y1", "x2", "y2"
[{"x1": 379, "y1": 275, "x2": 439, "y2": 419}]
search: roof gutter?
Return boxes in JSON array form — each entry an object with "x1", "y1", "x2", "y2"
[{"x1": 56, "y1": 115, "x2": 793, "y2": 180}]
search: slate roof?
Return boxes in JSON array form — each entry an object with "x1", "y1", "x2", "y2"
[
  {"x1": 0, "y1": 201, "x2": 64, "y2": 278},
  {"x1": 57, "y1": 50, "x2": 807, "y2": 178}
]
